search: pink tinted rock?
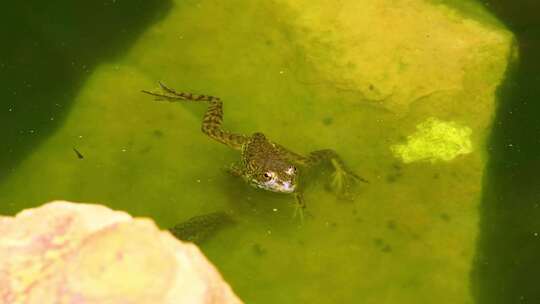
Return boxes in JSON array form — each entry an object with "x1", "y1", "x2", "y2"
[{"x1": 0, "y1": 201, "x2": 243, "y2": 304}]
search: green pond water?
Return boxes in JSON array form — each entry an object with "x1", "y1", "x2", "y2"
[{"x1": 2, "y1": 0, "x2": 540, "y2": 303}]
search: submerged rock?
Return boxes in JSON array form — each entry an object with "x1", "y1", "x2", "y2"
[{"x1": 0, "y1": 201, "x2": 243, "y2": 304}]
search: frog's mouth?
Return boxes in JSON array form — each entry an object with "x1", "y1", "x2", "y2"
[
  {"x1": 276, "y1": 181, "x2": 295, "y2": 193},
  {"x1": 257, "y1": 179, "x2": 296, "y2": 193}
]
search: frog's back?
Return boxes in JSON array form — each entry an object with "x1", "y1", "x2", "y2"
[{"x1": 242, "y1": 133, "x2": 286, "y2": 166}]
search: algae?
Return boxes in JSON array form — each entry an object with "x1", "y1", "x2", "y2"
[{"x1": 391, "y1": 117, "x2": 473, "y2": 163}]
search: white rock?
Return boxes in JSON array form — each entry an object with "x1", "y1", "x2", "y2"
[{"x1": 0, "y1": 201, "x2": 243, "y2": 304}]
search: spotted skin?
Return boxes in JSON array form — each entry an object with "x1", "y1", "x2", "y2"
[
  {"x1": 142, "y1": 82, "x2": 367, "y2": 220},
  {"x1": 143, "y1": 83, "x2": 248, "y2": 150}
]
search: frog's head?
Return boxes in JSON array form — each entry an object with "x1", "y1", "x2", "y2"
[
  {"x1": 244, "y1": 132, "x2": 298, "y2": 193},
  {"x1": 251, "y1": 162, "x2": 298, "y2": 193}
]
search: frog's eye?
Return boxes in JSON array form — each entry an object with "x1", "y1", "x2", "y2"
[
  {"x1": 285, "y1": 166, "x2": 296, "y2": 175},
  {"x1": 263, "y1": 172, "x2": 273, "y2": 180}
]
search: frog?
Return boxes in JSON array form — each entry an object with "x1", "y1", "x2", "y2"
[
  {"x1": 142, "y1": 82, "x2": 368, "y2": 220},
  {"x1": 169, "y1": 211, "x2": 234, "y2": 245}
]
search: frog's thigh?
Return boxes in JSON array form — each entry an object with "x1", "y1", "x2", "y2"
[
  {"x1": 306, "y1": 149, "x2": 341, "y2": 166},
  {"x1": 274, "y1": 143, "x2": 308, "y2": 165}
]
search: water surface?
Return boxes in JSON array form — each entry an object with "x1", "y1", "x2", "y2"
[{"x1": 1, "y1": 0, "x2": 538, "y2": 303}]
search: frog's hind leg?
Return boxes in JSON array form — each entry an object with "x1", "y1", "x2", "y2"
[
  {"x1": 305, "y1": 149, "x2": 368, "y2": 198},
  {"x1": 142, "y1": 82, "x2": 249, "y2": 150}
]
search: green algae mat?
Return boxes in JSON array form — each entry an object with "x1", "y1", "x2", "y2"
[{"x1": 0, "y1": 0, "x2": 515, "y2": 303}]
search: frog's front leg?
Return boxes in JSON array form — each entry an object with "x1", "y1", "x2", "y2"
[
  {"x1": 306, "y1": 149, "x2": 368, "y2": 198},
  {"x1": 293, "y1": 191, "x2": 306, "y2": 222},
  {"x1": 226, "y1": 162, "x2": 244, "y2": 177}
]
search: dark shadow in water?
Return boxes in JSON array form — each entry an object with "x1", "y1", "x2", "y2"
[
  {"x1": 0, "y1": 0, "x2": 172, "y2": 182},
  {"x1": 473, "y1": 1, "x2": 540, "y2": 303}
]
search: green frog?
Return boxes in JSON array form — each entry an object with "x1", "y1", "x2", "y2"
[
  {"x1": 142, "y1": 82, "x2": 367, "y2": 220},
  {"x1": 169, "y1": 212, "x2": 234, "y2": 244}
]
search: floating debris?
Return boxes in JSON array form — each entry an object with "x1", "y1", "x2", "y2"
[{"x1": 72, "y1": 147, "x2": 84, "y2": 159}]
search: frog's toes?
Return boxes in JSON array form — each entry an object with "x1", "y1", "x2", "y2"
[
  {"x1": 328, "y1": 164, "x2": 367, "y2": 200},
  {"x1": 293, "y1": 204, "x2": 305, "y2": 223},
  {"x1": 292, "y1": 193, "x2": 310, "y2": 223},
  {"x1": 330, "y1": 169, "x2": 355, "y2": 197},
  {"x1": 329, "y1": 168, "x2": 346, "y2": 192}
]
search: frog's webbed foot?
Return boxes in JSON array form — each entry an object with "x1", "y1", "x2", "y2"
[
  {"x1": 306, "y1": 149, "x2": 368, "y2": 200},
  {"x1": 141, "y1": 82, "x2": 183, "y2": 102},
  {"x1": 141, "y1": 82, "x2": 204, "y2": 102},
  {"x1": 329, "y1": 158, "x2": 368, "y2": 200}
]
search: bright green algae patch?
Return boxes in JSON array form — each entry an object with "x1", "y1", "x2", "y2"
[
  {"x1": 391, "y1": 118, "x2": 473, "y2": 163},
  {"x1": 0, "y1": 0, "x2": 514, "y2": 303}
]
